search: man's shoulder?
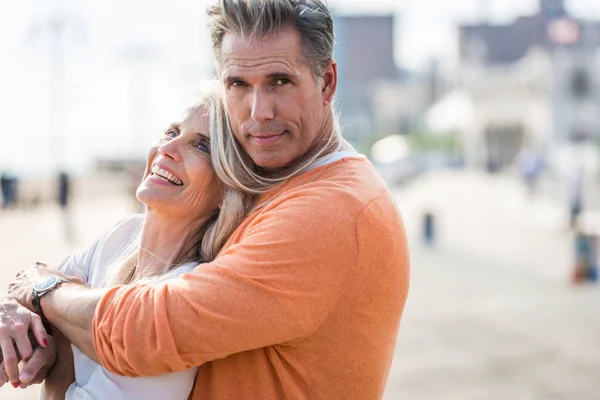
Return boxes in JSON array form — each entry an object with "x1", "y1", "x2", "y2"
[
  {"x1": 289, "y1": 157, "x2": 389, "y2": 205},
  {"x1": 264, "y1": 157, "x2": 394, "y2": 220}
]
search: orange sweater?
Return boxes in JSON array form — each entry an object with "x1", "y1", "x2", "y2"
[{"x1": 93, "y1": 157, "x2": 410, "y2": 399}]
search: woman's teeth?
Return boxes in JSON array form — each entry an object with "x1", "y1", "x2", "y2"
[{"x1": 151, "y1": 166, "x2": 183, "y2": 186}]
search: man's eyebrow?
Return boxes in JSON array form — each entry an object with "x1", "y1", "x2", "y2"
[
  {"x1": 266, "y1": 72, "x2": 293, "y2": 80},
  {"x1": 224, "y1": 72, "x2": 294, "y2": 83},
  {"x1": 224, "y1": 75, "x2": 244, "y2": 84}
]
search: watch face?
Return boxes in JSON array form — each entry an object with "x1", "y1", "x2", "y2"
[{"x1": 33, "y1": 276, "x2": 60, "y2": 292}]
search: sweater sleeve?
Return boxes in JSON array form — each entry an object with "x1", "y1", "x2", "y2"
[{"x1": 93, "y1": 193, "x2": 360, "y2": 377}]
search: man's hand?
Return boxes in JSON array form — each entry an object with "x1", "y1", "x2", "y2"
[
  {"x1": 8, "y1": 263, "x2": 81, "y2": 312},
  {"x1": 0, "y1": 293, "x2": 49, "y2": 387}
]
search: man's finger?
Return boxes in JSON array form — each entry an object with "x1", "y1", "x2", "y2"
[
  {"x1": 19, "y1": 344, "x2": 51, "y2": 384},
  {"x1": 17, "y1": 360, "x2": 28, "y2": 388},
  {"x1": 29, "y1": 314, "x2": 48, "y2": 348},
  {"x1": 0, "y1": 334, "x2": 20, "y2": 385}
]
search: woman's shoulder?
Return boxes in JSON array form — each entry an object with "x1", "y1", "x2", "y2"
[
  {"x1": 84, "y1": 214, "x2": 144, "y2": 286},
  {"x1": 96, "y1": 214, "x2": 144, "y2": 260},
  {"x1": 106, "y1": 214, "x2": 144, "y2": 239}
]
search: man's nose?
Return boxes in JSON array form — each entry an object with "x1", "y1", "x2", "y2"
[{"x1": 250, "y1": 89, "x2": 275, "y2": 122}]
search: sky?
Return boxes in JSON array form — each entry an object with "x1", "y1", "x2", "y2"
[{"x1": 1, "y1": 0, "x2": 600, "y2": 176}]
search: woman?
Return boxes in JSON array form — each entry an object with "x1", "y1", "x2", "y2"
[{"x1": 35, "y1": 86, "x2": 252, "y2": 399}]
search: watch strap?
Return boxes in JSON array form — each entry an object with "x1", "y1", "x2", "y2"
[{"x1": 31, "y1": 291, "x2": 52, "y2": 334}]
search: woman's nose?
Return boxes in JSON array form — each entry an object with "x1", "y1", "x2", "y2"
[{"x1": 157, "y1": 138, "x2": 182, "y2": 161}]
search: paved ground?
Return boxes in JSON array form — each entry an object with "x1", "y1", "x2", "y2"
[
  {"x1": 0, "y1": 169, "x2": 598, "y2": 399},
  {"x1": 383, "y1": 170, "x2": 600, "y2": 400}
]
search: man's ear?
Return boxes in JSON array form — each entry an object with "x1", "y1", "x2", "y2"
[{"x1": 321, "y1": 60, "x2": 338, "y2": 106}]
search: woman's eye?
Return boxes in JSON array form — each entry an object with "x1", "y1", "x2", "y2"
[
  {"x1": 195, "y1": 142, "x2": 210, "y2": 153},
  {"x1": 164, "y1": 129, "x2": 179, "y2": 139}
]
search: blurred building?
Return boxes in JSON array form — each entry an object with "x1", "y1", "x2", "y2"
[
  {"x1": 452, "y1": 0, "x2": 600, "y2": 171},
  {"x1": 334, "y1": 15, "x2": 399, "y2": 145}
]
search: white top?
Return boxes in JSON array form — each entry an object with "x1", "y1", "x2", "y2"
[
  {"x1": 57, "y1": 214, "x2": 198, "y2": 400},
  {"x1": 307, "y1": 150, "x2": 363, "y2": 171}
]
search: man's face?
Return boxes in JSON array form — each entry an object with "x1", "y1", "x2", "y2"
[{"x1": 220, "y1": 27, "x2": 337, "y2": 170}]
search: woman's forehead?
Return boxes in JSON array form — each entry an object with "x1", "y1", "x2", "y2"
[{"x1": 180, "y1": 104, "x2": 210, "y2": 137}]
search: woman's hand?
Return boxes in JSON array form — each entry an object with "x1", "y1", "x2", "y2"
[
  {"x1": 1, "y1": 262, "x2": 81, "y2": 387},
  {"x1": 0, "y1": 334, "x2": 57, "y2": 389},
  {"x1": 8, "y1": 263, "x2": 81, "y2": 312},
  {"x1": 0, "y1": 293, "x2": 49, "y2": 387}
]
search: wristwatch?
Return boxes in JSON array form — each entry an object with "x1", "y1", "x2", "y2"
[{"x1": 32, "y1": 275, "x2": 69, "y2": 331}]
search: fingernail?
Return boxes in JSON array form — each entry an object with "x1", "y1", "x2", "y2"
[
  {"x1": 20, "y1": 373, "x2": 30, "y2": 382},
  {"x1": 12, "y1": 382, "x2": 18, "y2": 388},
  {"x1": 43, "y1": 338, "x2": 48, "y2": 346}
]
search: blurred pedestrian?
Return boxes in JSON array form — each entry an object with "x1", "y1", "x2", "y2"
[
  {"x1": 568, "y1": 165, "x2": 584, "y2": 230},
  {"x1": 519, "y1": 148, "x2": 543, "y2": 196},
  {"x1": 1, "y1": 170, "x2": 19, "y2": 209},
  {"x1": 0, "y1": 171, "x2": 9, "y2": 209},
  {"x1": 58, "y1": 170, "x2": 75, "y2": 242},
  {"x1": 571, "y1": 226, "x2": 598, "y2": 283}
]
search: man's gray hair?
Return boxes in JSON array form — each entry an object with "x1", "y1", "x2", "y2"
[{"x1": 208, "y1": 0, "x2": 335, "y2": 79}]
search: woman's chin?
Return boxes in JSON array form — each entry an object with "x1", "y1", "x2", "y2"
[{"x1": 136, "y1": 190, "x2": 159, "y2": 209}]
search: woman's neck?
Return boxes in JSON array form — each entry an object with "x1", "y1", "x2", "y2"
[{"x1": 134, "y1": 210, "x2": 210, "y2": 279}]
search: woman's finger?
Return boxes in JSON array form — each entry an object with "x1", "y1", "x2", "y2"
[
  {"x1": 0, "y1": 361, "x2": 8, "y2": 387},
  {"x1": 29, "y1": 314, "x2": 48, "y2": 348},
  {"x1": 0, "y1": 333, "x2": 20, "y2": 386},
  {"x1": 12, "y1": 323, "x2": 33, "y2": 362}
]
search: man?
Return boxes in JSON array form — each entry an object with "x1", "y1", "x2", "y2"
[{"x1": 1, "y1": 1, "x2": 410, "y2": 398}]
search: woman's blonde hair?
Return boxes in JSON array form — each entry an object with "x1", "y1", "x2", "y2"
[{"x1": 105, "y1": 83, "x2": 252, "y2": 286}]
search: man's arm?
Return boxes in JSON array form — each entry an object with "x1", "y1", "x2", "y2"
[
  {"x1": 92, "y1": 193, "x2": 360, "y2": 377},
  {"x1": 41, "y1": 284, "x2": 107, "y2": 363}
]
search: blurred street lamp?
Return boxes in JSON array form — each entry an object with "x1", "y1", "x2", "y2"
[
  {"x1": 117, "y1": 43, "x2": 161, "y2": 161},
  {"x1": 27, "y1": 3, "x2": 85, "y2": 175}
]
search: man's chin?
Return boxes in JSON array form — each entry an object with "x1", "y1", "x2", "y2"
[{"x1": 252, "y1": 152, "x2": 293, "y2": 172}]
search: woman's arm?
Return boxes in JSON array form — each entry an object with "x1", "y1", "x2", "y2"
[{"x1": 40, "y1": 329, "x2": 74, "y2": 400}]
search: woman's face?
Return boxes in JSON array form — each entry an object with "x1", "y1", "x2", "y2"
[{"x1": 137, "y1": 103, "x2": 222, "y2": 219}]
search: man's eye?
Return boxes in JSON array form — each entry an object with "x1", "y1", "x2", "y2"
[
  {"x1": 231, "y1": 80, "x2": 246, "y2": 87},
  {"x1": 274, "y1": 78, "x2": 290, "y2": 86}
]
